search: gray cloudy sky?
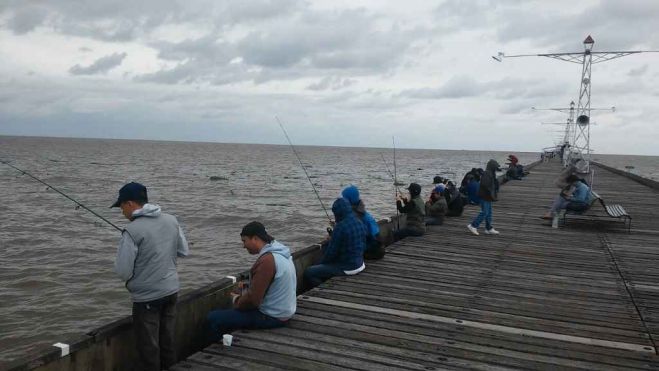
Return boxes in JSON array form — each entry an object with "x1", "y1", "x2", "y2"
[{"x1": 1, "y1": 0, "x2": 658, "y2": 154}]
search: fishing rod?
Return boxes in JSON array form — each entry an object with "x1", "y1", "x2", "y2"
[
  {"x1": 0, "y1": 158, "x2": 123, "y2": 232},
  {"x1": 392, "y1": 137, "x2": 400, "y2": 230},
  {"x1": 275, "y1": 116, "x2": 333, "y2": 225},
  {"x1": 380, "y1": 153, "x2": 403, "y2": 194}
]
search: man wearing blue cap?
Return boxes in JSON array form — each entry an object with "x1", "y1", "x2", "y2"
[{"x1": 111, "y1": 182, "x2": 189, "y2": 371}]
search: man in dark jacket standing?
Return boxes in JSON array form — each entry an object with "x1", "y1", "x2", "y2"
[
  {"x1": 112, "y1": 182, "x2": 189, "y2": 371},
  {"x1": 304, "y1": 198, "x2": 366, "y2": 288},
  {"x1": 467, "y1": 160, "x2": 501, "y2": 236}
]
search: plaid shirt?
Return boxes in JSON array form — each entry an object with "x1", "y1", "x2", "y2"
[{"x1": 321, "y1": 198, "x2": 366, "y2": 270}]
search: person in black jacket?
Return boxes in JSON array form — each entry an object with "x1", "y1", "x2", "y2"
[{"x1": 467, "y1": 160, "x2": 501, "y2": 236}]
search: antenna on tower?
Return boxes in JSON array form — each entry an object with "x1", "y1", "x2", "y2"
[
  {"x1": 532, "y1": 100, "x2": 614, "y2": 167},
  {"x1": 496, "y1": 35, "x2": 657, "y2": 172}
]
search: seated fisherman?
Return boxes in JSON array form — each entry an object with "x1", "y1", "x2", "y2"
[
  {"x1": 505, "y1": 155, "x2": 524, "y2": 180},
  {"x1": 445, "y1": 181, "x2": 465, "y2": 217},
  {"x1": 542, "y1": 175, "x2": 591, "y2": 219},
  {"x1": 460, "y1": 169, "x2": 478, "y2": 190},
  {"x1": 341, "y1": 185, "x2": 384, "y2": 260},
  {"x1": 304, "y1": 198, "x2": 366, "y2": 288},
  {"x1": 466, "y1": 173, "x2": 481, "y2": 205},
  {"x1": 425, "y1": 184, "x2": 448, "y2": 225},
  {"x1": 207, "y1": 222, "x2": 296, "y2": 341},
  {"x1": 394, "y1": 183, "x2": 426, "y2": 241}
]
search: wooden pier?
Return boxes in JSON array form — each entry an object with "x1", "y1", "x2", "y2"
[{"x1": 176, "y1": 159, "x2": 659, "y2": 370}]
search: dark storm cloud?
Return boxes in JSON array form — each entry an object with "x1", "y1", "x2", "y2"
[
  {"x1": 0, "y1": 0, "x2": 303, "y2": 41},
  {"x1": 131, "y1": 7, "x2": 423, "y2": 85},
  {"x1": 69, "y1": 52, "x2": 127, "y2": 75},
  {"x1": 434, "y1": 0, "x2": 659, "y2": 51},
  {"x1": 4, "y1": 4, "x2": 49, "y2": 34}
]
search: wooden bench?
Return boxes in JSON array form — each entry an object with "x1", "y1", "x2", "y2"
[{"x1": 563, "y1": 191, "x2": 632, "y2": 233}]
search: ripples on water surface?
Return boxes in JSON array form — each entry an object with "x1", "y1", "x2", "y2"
[{"x1": 0, "y1": 136, "x2": 653, "y2": 363}]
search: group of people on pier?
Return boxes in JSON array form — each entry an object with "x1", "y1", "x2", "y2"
[{"x1": 109, "y1": 154, "x2": 564, "y2": 370}]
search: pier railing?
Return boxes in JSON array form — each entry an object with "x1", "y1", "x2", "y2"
[
  {"x1": 5, "y1": 160, "x2": 542, "y2": 371},
  {"x1": 4, "y1": 216, "x2": 403, "y2": 371}
]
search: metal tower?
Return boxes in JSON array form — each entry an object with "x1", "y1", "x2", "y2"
[
  {"x1": 494, "y1": 35, "x2": 657, "y2": 172},
  {"x1": 532, "y1": 101, "x2": 614, "y2": 167}
]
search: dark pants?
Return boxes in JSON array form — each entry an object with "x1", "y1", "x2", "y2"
[
  {"x1": 132, "y1": 293, "x2": 177, "y2": 371},
  {"x1": 393, "y1": 227, "x2": 424, "y2": 242},
  {"x1": 425, "y1": 216, "x2": 444, "y2": 226},
  {"x1": 206, "y1": 309, "x2": 286, "y2": 342},
  {"x1": 364, "y1": 238, "x2": 385, "y2": 260},
  {"x1": 304, "y1": 263, "x2": 347, "y2": 288}
]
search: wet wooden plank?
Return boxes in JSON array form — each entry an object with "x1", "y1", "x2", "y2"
[{"x1": 174, "y1": 159, "x2": 659, "y2": 370}]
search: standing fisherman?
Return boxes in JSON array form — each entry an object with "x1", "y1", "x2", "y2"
[{"x1": 112, "y1": 182, "x2": 189, "y2": 371}]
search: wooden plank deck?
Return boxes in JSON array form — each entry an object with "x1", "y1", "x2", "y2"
[{"x1": 173, "y1": 160, "x2": 659, "y2": 370}]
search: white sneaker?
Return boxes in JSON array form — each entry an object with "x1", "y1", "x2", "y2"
[
  {"x1": 467, "y1": 224, "x2": 479, "y2": 235},
  {"x1": 484, "y1": 228, "x2": 500, "y2": 235}
]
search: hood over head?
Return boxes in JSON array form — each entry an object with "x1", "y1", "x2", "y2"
[
  {"x1": 341, "y1": 185, "x2": 360, "y2": 205},
  {"x1": 131, "y1": 203, "x2": 161, "y2": 218},
  {"x1": 407, "y1": 183, "x2": 422, "y2": 197},
  {"x1": 332, "y1": 197, "x2": 353, "y2": 222},
  {"x1": 486, "y1": 159, "x2": 501, "y2": 173}
]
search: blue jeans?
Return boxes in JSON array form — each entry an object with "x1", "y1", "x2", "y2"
[
  {"x1": 471, "y1": 200, "x2": 493, "y2": 230},
  {"x1": 550, "y1": 196, "x2": 569, "y2": 215},
  {"x1": 206, "y1": 309, "x2": 286, "y2": 342},
  {"x1": 304, "y1": 263, "x2": 347, "y2": 288}
]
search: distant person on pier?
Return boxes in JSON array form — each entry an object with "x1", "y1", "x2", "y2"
[
  {"x1": 341, "y1": 185, "x2": 384, "y2": 260},
  {"x1": 542, "y1": 175, "x2": 592, "y2": 219},
  {"x1": 467, "y1": 159, "x2": 501, "y2": 236},
  {"x1": 207, "y1": 222, "x2": 296, "y2": 341},
  {"x1": 425, "y1": 184, "x2": 447, "y2": 225},
  {"x1": 304, "y1": 198, "x2": 366, "y2": 288},
  {"x1": 505, "y1": 154, "x2": 525, "y2": 180},
  {"x1": 433, "y1": 175, "x2": 447, "y2": 186},
  {"x1": 112, "y1": 182, "x2": 189, "y2": 371},
  {"x1": 394, "y1": 183, "x2": 426, "y2": 241}
]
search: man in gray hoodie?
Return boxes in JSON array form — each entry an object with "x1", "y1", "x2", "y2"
[{"x1": 112, "y1": 182, "x2": 189, "y2": 371}]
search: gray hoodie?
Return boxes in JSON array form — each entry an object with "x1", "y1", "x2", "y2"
[{"x1": 115, "y1": 204, "x2": 189, "y2": 302}]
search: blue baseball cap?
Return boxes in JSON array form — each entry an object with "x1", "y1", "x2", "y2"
[{"x1": 111, "y1": 182, "x2": 148, "y2": 208}]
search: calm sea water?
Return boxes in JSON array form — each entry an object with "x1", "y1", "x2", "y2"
[{"x1": 0, "y1": 136, "x2": 654, "y2": 363}]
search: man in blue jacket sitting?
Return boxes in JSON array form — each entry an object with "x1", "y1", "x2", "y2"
[{"x1": 304, "y1": 197, "x2": 366, "y2": 288}]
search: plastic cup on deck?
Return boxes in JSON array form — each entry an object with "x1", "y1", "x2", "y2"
[{"x1": 222, "y1": 334, "x2": 233, "y2": 346}]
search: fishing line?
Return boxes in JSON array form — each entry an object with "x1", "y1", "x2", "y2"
[
  {"x1": 0, "y1": 159, "x2": 123, "y2": 232},
  {"x1": 275, "y1": 116, "x2": 333, "y2": 225},
  {"x1": 380, "y1": 153, "x2": 403, "y2": 194}
]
